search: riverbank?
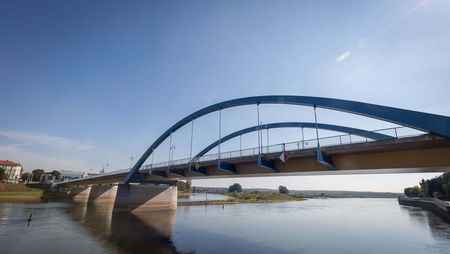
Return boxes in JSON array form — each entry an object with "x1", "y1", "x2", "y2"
[
  {"x1": 398, "y1": 196, "x2": 450, "y2": 222},
  {"x1": 0, "y1": 183, "x2": 43, "y2": 197},
  {"x1": 177, "y1": 192, "x2": 191, "y2": 198},
  {"x1": 0, "y1": 183, "x2": 68, "y2": 201},
  {"x1": 179, "y1": 192, "x2": 306, "y2": 206},
  {"x1": 225, "y1": 192, "x2": 306, "y2": 201}
]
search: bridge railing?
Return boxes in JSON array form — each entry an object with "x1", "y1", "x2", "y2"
[
  {"x1": 60, "y1": 126, "x2": 427, "y2": 183},
  {"x1": 146, "y1": 126, "x2": 425, "y2": 169}
]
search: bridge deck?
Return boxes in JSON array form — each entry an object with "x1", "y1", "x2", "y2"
[{"x1": 60, "y1": 134, "x2": 450, "y2": 186}]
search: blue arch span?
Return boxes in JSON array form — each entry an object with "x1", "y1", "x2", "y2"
[
  {"x1": 191, "y1": 122, "x2": 392, "y2": 160},
  {"x1": 125, "y1": 95, "x2": 450, "y2": 183}
]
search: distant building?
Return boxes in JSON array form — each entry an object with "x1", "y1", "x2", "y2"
[
  {"x1": 0, "y1": 160, "x2": 23, "y2": 183},
  {"x1": 60, "y1": 170, "x2": 83, "y2": 182},
  {"x1": 40, "y1": 172, "x2": 55, "y2": 184}
]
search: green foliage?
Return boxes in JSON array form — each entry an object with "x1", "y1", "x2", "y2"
[
  {"x1": 225, "y1": 192, "x2": 305, "y2": 202},
  {"x1": 442, "y1": 173, "x2": 450, "y2": 197},
  {"x1": 50, "y1": 170, "x2": 61, "y2": 180},
  {"x1": 411, "y1": 186, "x2": 421, "y2": 197},
  {"x1": 433, "y1": 191, "x2": 442, "y2": 198},
  {"x1": 21, "y1": 172, "x2": 31, "y2": 182},
  {"x1": 228, "y1": 183, "x2": 242, "y2": 193},
  {"x1": 278, "y1": 185, "x2": 289, "y2": 194},
  {"x1": 422, "y1": 173, "x2": 450, "y2": 199},
  {"x1": 0, "y1": 168, "x2": 6, "y2": 181},
  {"x1": 32, "y1": 169, "x2": 45, "y2": 182},
  {"x1": 404, "y1": 186, "x2": 421, "y2": 197},
  {"x1": 427, "y1": 176, "x2": 445, "y2": 197},
  {"x1": 177, "y1": 180, "x2": 191, "y2": 192}
]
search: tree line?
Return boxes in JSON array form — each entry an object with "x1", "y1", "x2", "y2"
[
  {"x1": 228, "y1": 183, "x2": 289, "y2": 194},
  {"x1": 404, "y1": 172, "x2": 450, "y2": 199},
  {"x1": 18, "y1": 169, "x2": 61, "y2": 182}
]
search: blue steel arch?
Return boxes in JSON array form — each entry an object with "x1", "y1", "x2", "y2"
[
  {"x1": 125, "y1": 95, "x2": 450, "y2": 183},
  {"x1": 191, "y1": 122, "x2": 392, "y2": 160}
]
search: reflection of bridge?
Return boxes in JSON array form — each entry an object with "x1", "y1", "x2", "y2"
[
  {"x1": 67, "y1": 203, "x2": 178, "y2": 253},
  {"x1": 60, "y1": 95, "x2": 450, "y2": 212}
]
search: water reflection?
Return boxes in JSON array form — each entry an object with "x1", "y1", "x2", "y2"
[
  {"x1": 2, "y1": 199, "x2": 450, "y2": 254},
  {"x1": 400, "y1": 205, "x2": 450, "y2": 241},
  {"x1": 66, "y1": 203, "x2": 186, "y2": 254}
]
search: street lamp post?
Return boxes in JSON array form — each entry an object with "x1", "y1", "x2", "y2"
[{"x1": 129, "y1": 156, "x2": 134, "y2": 169}]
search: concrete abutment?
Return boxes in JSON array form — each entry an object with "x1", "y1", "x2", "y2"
[
  {"x1": 114, "y1": 183, "x2": 177, "y2": 212},
  {"x1": 68, "y1": 183, "x2": 177, "y2": 213},
  {"x1": 68, "y1": 185, "x2": 92, "y2": 203}
]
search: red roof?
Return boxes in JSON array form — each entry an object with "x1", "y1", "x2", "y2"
[{"x1": 0, "y1": 160, "x2": 21, "y2": 166}]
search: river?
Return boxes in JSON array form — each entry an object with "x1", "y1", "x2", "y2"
[{"x1": 0, "y1": 198, "x2": 449, "y2": 254}]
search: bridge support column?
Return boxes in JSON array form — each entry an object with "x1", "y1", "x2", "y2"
[
  {"x1": 113, "y1": 183, "x2": 177, "y2": 213},
  {"x1": 88, "y1": 184, "x2": 119, "y2": 204},
  {"x1": 69, "y1": 185, "x2": 92, "y2": 203}
]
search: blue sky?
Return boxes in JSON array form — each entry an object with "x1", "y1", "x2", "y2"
[{"x1": 1, "y1": 0, "x2": 449, "y2": 192}]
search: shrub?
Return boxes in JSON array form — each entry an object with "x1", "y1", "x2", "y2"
[
  {"x1": 228, "y1": 183, "x2": 242, "y2": 193},
  {"x1": 404, "y1": 186, "x2": 421, "y2": 197},
  {"x1": 278, "y1": 185, "x2": 289, "y2": 194}
]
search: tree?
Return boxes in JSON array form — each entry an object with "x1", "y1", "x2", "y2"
[
  {"x1": 413, "y1": 187, "x2": 421, "y2": 197},
  {"x1": 177, "y1": 180, "x2": 191, "y2": 192},
  {"x1": 0, "y1": 168, "x2": 6, "y2": 181},
  {"x1": 186, "y1": 179, "x2": 192, "y2": 192},
  {"x1": 32, "y1": 169, "x2": 45, "y2": 182},
  {"x1": 50, "y1": 170, "x2": 61, "y2": 180},
  {"x1": 228, "y1": 183, "x2": 242, "y2": 193},
  {"x1": 21, "y1": 172, "x2": 31, "y2": 182},
  {"x1": 404, "y1": 186, "x2": 421, "y2": 197},
  {"x1": 278, "y1": 185, "x2": 289, "y2": 194},
  {"x1": 441, "y1": 172, "x2": 450, "y2": 198}
]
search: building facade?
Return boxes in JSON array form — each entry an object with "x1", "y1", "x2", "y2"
[{"x1": 0, "y1": 160, "x2": 23, "y2": 183}]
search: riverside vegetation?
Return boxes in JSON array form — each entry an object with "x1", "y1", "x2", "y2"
[
  {"x1": 224, "y1": 191, "x2": 306, "y2": 202},
  {"x1": 0, "y1": 183, "x2": 68, "y2": 201},
  {"x1": 180, "y1": 183, "x2": 306, "y2": 206}
]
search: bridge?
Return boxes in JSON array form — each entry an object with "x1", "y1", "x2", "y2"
[{"x1": 60, "y1": 95, "x2": 450, "y2": 212}]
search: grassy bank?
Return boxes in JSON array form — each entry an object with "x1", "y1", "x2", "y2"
[
  {"x1": 178, "y1": 192, "x2": 191, "y2": 198},
  {"x1": 0, "y1": 183, "x2": 68, "y2": 201},
  {"x1": 179, "y1": 192, "x2": 306, "y2": 206},
  {"x1": 225, "y1": 192, "x2": 306, "y2": 202},
  {"x1": 0, "y1": 184, "x2": 43, "y2": 196},
  {"x1": 0, "y1": 191, "x2": 43, "y2": 197}
]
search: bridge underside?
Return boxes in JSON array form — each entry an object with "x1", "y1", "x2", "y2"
[{"x1": 63, "y1": 135, "x2": 450, "y2": 187}]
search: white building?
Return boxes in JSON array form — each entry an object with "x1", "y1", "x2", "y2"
[{"x1": 0, "y1": 160, "x2": 23, "y2": 183}]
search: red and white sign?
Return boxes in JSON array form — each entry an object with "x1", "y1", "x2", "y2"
[{"x1": 279, "y1": 144, "x2": 289, "y2": 164}]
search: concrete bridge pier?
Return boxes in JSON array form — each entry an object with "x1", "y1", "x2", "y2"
[
  {"x1": 68, "y1": 185, "x2": 92, "y2": 203},
  {"x1": 113, "y1": 183, "x2": 177, "y2": 213},
  {"x1": 88, "y1": 184, "x2": 119, "y2": 204}
]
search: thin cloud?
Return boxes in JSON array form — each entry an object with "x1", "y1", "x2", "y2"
[
  {"x1": 335, "y1": 51, "x2": 351, "y2": 63},
  {"x1": 363, "y1": 0, "x2": 430, "y2": 42},
  {"x1": 205, "y1": 93, "x2": 218, "y2": 104},
  {"x1": 0, "y1": 130, "x2": 125, "y2": 171},
  {"x1": 357, "y1": 38, "x2": 370, "y2": 49},
  {"x1": 0, "y1": 130, "x2": 94, "y2": 152},
  {"x1": 0, "y1": 143, "x2": 89, "y2": 171}
]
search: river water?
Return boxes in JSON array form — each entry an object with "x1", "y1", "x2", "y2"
[
  {"x1": 0, "y1": 198, "x2": 449, "y2": 254},
  {"x1": 178, "y1": 193, "x2": 230, "y2": 202}
]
